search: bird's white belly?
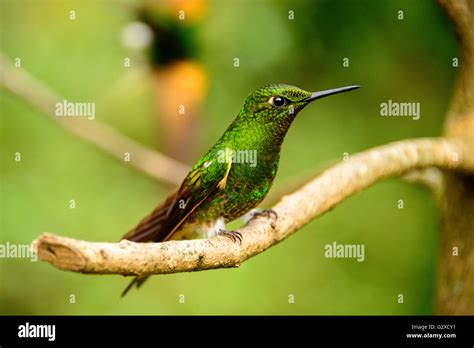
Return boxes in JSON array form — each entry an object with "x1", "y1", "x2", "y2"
[{"x1": 170, "y1": 217, "x2": 226, "y2": 240}]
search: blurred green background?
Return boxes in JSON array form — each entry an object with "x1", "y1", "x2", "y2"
[{"x1": 0, "y1": 0, "x2": 457, "y2": 314}]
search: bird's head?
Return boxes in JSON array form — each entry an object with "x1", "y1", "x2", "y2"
[{"x1": 241, "y1": 84, "x2": 359, "y2": 125}]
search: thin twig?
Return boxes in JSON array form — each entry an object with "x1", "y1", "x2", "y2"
[
  {"x1": 401, "y1": 167, "x2": 444, "y2": 197},
  {"x1": 0, "y1": 53, "x2": 189, "y2": 185}
]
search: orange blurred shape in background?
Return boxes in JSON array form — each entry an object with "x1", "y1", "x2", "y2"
[
  {"x1": 154, "y1": 60, "x2": 208, "y2": 162},
  {"x1": 148, "y1": 0, "x2": 207, "y2": 23}
]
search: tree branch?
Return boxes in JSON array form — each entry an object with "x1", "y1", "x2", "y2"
[
  {"x1": 0, "y1": 53, "x2": 189, "y2": 186},
  {"x1": 32, "y1": 137, "x2": 474, "y2": 276},
  {"x1": 436, "y1": 0, "x2": 474, "y2": 314}
]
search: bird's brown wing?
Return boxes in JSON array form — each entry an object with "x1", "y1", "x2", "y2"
[
  {"x1": 120, "y1": 178, "x2": 209, "y2": 297},
  {"x1": 120, "y1": 156, "x2": 230, "y2": 296},
  {"x1": 121, "y1": 159, "x2": 224, "y2": 243},
  {"x1": 121, "y1": 183, "x2": 205, "y2": 243}
]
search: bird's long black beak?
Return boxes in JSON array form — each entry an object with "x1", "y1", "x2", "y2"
[{"x1": 305, "y1": 85, "x2": 360, "y2": 102}]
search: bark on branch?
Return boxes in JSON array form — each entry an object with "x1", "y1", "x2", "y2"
[
  {"x1": 436, "y1": 0, "x2": 474, "y2": 314},
  {"x1": 32, "y1": 137, "x2": 474, "y2": 276}
]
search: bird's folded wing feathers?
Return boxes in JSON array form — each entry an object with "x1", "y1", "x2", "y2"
[{"x1": 121, "y1": 155, "x2": 228, "y2": 243}]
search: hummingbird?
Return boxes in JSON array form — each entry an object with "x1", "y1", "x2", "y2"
[{"x1": 121, "y1": 83, "x2": 360, "y2": 296}]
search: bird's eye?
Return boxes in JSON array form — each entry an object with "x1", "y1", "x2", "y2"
[{"x1": 269, "y1": 96, "x2": 288, "y2": 108}]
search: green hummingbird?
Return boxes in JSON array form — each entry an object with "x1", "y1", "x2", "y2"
[{"x1": 121, "y1": 83, "x2": 359, "y2": 296}]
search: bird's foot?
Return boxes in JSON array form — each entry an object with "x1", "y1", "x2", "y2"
[
  {"x1": 255, "y1": 209, "x2": 278, "y2": 219},
  {"x1": 217, "y1": 229, "x2": 243, "y2": 244},
  {"x1": 251, "y1": 209, "x2": 278, "y2": 228}
]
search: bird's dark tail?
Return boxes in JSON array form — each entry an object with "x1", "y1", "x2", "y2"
[
  {"x1": 120, "y1": 171, "x2": 211, "y2": 297},
  {"x1": 119, "y1": 191, "x2": 183, "y2": 297},
  {"x1": 121, "y1": 276, "x2": 149, "y2": 297}
]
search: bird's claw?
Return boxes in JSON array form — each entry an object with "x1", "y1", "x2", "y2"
[
  {"x1": 252, "y1": 209, "x2": 278, "y2": 229},
  {"x1": 252, "y1": 209, "x2": 278, "y2": 220},
  {"x1": 217, "y1": 229, "x2": 243, "y2": 244}
]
